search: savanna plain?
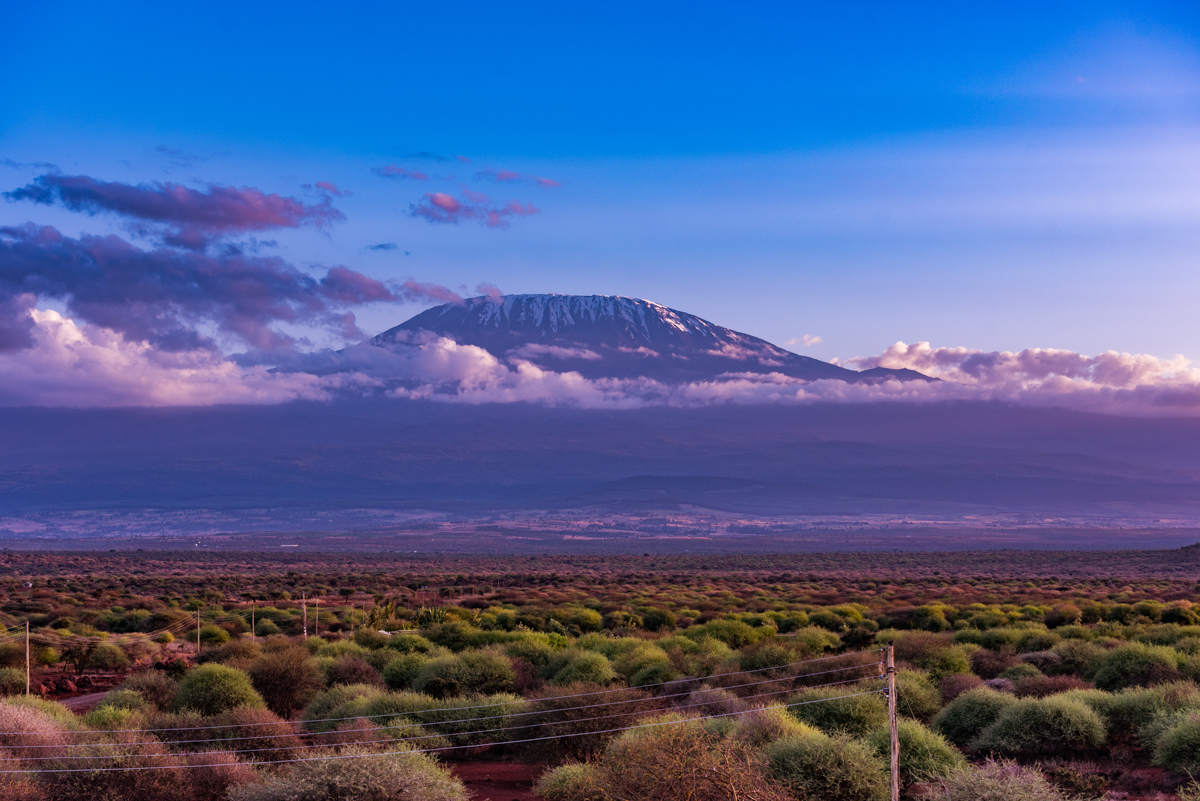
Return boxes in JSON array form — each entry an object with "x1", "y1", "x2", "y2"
[{"x1": 2, "y1": 546, "x2": 1200, "y2": 801}]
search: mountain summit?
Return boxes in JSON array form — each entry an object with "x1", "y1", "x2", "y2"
[{"x1": 374, "y1": 294, "x2": 930, "y2": 384}]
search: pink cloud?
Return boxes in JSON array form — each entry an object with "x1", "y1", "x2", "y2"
[
  {"x1": 0, "y1": 223, "x2": 397, "y2": 353},
  {"x1": 410, "y1": 193, "x2": 540, "y2": 229},
  {"x1": 397, "y1": 279, "x2": 463, "y2": 304},
  {"x1": 373, "y1": 165, "x2": 430, "y2": 181},
  {"x1": 476, "y1": 167, "x2": 561, "y2": 188},
  {"x1": 312, "y1": 181, "x2": 351, "y2": 196},
  {"x1": 4, "y1": 174, "x2": 343, "y2": 250},
  {"x1": 475, "y1": 281, "x2": 503, "y2": 299}
]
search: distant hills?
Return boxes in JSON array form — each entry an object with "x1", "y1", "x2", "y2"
[{"x1": 372, "y1": 294, "x2": 932, "y2": 384}]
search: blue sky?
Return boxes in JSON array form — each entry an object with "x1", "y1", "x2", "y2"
[{"x1": 3, "y1": 1, "x2": 1200, "y2": 365}]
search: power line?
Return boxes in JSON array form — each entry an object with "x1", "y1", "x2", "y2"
[
  {"x1": 2, "y1": 671, "x2": 883, "y2": 758},
  {"x1": 0, "y1": 688, "x2": 886, "y2": 774},
  {"x1": 6, "y1": 648, "x2": 882, "y2": 737}
]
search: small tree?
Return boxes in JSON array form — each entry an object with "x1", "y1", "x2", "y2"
[{"x1": 248, "y1": 645, "x2": 326, "y2": 718}]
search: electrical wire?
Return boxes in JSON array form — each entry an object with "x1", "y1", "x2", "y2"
[
  {"x1": 7, "y1": 659, "x2": 883, "y2": 748},
  {"x1": 0, "y1": 671, "x2": 884, "y2": 759},
  {"x1": 0, "y1": 688, "x2": 887, "y2": 774},
  {"x1": 6, "y1": 647, "x2": 882, "y2": 737}
]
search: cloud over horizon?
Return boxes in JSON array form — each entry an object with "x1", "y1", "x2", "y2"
[
  {"x1": 5, "y1": 173, "x2": 344, "y2": 250},
  {"x1": 0, "y1": 223, "x2": 397, "y2": 353},
  {"x1": 4, "y1": 296, "x2": 1198, "y2": 415}
]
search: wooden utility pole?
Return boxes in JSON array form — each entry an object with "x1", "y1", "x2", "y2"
[
  {"x1": 886, "y1": 641, "x2": 899, "y2": 801},
  {"x1": 302, "y1": 593, "x2": 308, "y2": 638},
  {"x1": 25, "y1": 622, "x2": 30, "y2": 696}
]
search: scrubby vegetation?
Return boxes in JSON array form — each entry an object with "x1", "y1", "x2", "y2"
[{"x1": 0, "y1": 547, "x2": 1198, "y2": 799}]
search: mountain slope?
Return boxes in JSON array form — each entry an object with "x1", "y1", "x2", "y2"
[{"x1": 374, "y1": 294, "x2": 929, "y2": 384}]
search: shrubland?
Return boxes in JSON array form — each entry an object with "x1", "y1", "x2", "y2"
[{"x1": 0, "y1": 547, "x2": 1197, "y2": 799}]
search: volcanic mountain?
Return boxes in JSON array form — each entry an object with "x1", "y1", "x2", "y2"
[{"x1": 372, "y1": 294, "x2": 931, "y2": 384}]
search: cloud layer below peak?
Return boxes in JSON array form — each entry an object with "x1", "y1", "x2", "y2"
[{"x1": 5, "y1": 307, "x2": 1197, "y2": 415}]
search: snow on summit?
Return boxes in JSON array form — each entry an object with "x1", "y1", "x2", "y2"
[{"x1": 373, "y1": 294, "x2": 932, "y2": 385}]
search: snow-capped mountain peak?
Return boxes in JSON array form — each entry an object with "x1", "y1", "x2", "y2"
[{"x1": 373, "y1": 294, "x2": 931, "y2": 384}]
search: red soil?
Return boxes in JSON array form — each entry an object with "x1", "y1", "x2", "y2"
[{"x1": 448, "y1": 760, "x2": 543, "y2": 801}]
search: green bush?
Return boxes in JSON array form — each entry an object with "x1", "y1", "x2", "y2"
[
  {"x1": 551, "y1": 651, "x2": 617, "y2": 686},
  {"x1": 85, "y1": 642, "x2": 131, "y2": 672},
  {"x1": 198, "y1": 624, "x2": 231, "y2": 646},
  {"x1": 1090, "y1": 682, "x2": 1200, "y2": 744},
  {"x1": 894, "y1": 670, "x2": 943, "y2": 722},
  {"x1": 683, "y1": 619, "x2": 771, "y2": 649},
  {"x1": 387, "y1": 634, "x2": 435, "y2": 653},
  {"x1": 248, "y1": 645, "x2": 326, "y2": 717},
  {"x1": 765, "y1": 732, "x2": 889, "y2": 801},
  {"x1": 933, "y1": 687, "x2": 1019, "y2": 748},
  {"x1": 197, "y1": 638, "x2": 262, "y2": 666},
  {"x1": 383, "y1": 653, "x2": 430, "y2": 690},
  {"x1": 115, "y1": 671, "x2": 178, "y2": 710},
  {"x1": 0, "y1": 668, "x2": 25, "y2": 695},
  {"x1": 935, "y1": 759, "x2": 1068, "y2": 801},
  {"x1": 412, "y1": 650, "x2": 516, "y2": 697},
  {"x1": 174, "y1": 663, "x2": 265, "y2": 716},
  {"x1": 226, "y1": 745, "x2": 468, "y2": 801},
  {"x1": 1052, "y1": 640, "x2": 1103, "y2": 676},
  {"x1": 301, "y1": 683, "x2": 382, "y2": 731},
  {"x1": 786, "y1": 685, "x2": 888, "y2": 737},
  {"x1": 1153, "y1": 715, "x2": 1200, "y2": 774},
  {"x1": 594, "y1": 715, "x2": 790, "y2": 801},
  {"x1": 347, "y1": 691, "x2": 527, "y2": 745},
  {"x1": 731, "y1": 705, "x2": 820, "y2": 748},
  {"x1": 1000, "y1": 664, "x2": 1042, "y2": 681},
  {"x1": 97, "y1": 688, "x2": 150, "y2": 712},
  {"x1": 354, "y1": 628, "x2": 391, "y2": 649},
  {"x1": 972, "y1": 695, "x2": 1105, "y2": 755},
  {"x1": 535, "y1": 763, "x2": 600, "y2": 801},
  {"x1": 1091, "y1": 643, "x2": 1182, "y2": 691},
  {"x1": 630, "y1": 660, "x2": 678, "y2": 687},
  {"x1": 866, "y1": 719, "x2": 965, "y2": 785}
]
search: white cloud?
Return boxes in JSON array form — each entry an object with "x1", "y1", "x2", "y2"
[
  {"x1": 0, "y1": 309, "x2": 364, "y2": 408},
  {"x1": 5, "y1": 308, "x2": 1200, "y2": 417}
]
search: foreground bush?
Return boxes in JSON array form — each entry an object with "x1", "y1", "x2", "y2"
[
  {"x1": 933, "y1": 688, "x2": 1018, "y2": 748},
  {"x1": 786, "y1": 685, "x2": 887, "y2": 736},
  {"x1": 972, "y1": 696, "x2": 1105, "y2": 756},
  {"x1": 535, "y1": 763, "x2": 600, "y2": 801},
  {"x1": 174, "y1": 664, "x2": 265, "y2": 716},
  {"x1": 116, "y1": 671, "x2": 178, "y2": 710},
  {"x1": 411, "y1": 651, "x2": 517, "y2": 697},
  {"x1": 249, "y1": 645, "x2": 326, "y2": 718},
  {"x1": 523, "y1": 682, "x2": 662, "y2": 760},
  {"x1": 1090, "y1": 643, "x2": 1181, "y2": 691},
  {"x1": 1153, "y1": 715, "x2": 1200, "y2": 775},
  {"x1": 866, "y1": 719, "x2": 965, "y2": 785},
  {"x1": 0, "y1": 669, "x2": 24, "y2": 695},
  {"x1": 731, "y1": 704, "x2": 819, "y2": 749},
  {"x1": 595, "y1": 716, "x2": 792, "y2": 801},
  {"x1": 934, "y1": 759, "x2": 1068, "y2": 801},
  {"x1": 765, "y1": 731, "x2": 889, "y2": 801},
  {"x1": 226, "y1": 746, "x2": 469, "y2": 801}
]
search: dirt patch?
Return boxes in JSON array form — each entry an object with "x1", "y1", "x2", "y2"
[
  {"x1": 59, "y1": 691, "x2": 107, "y2": 713},
  {"x1": 448, "y1": 760, "x2": 544, "y2": 801}
]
